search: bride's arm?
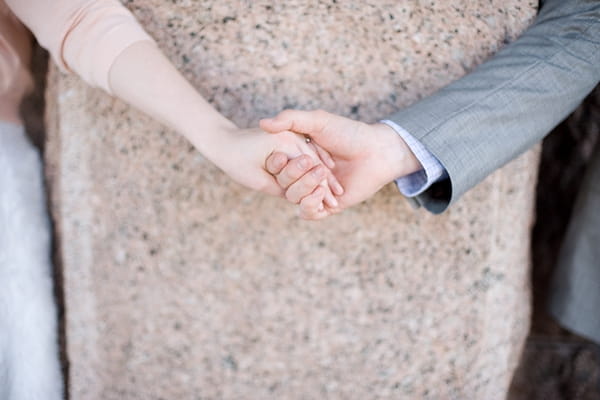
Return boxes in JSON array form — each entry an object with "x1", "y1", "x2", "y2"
[
  {"x1": 108, "y1": 40, "x2": 320, "y2": 197},
  {"x1": 4, "y1": 0, "x2": 340, "y2": 201},
  {"x1": 107, "y1": 40, "x2": 237, "y2": 167}
]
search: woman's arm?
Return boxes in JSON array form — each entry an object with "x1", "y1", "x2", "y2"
[
  {"x1": 4, "y1": 0, "x2": 340, "y2": 202},
  {"x1": 107, "y1": 41, "x2": 235, "y2": 166}
]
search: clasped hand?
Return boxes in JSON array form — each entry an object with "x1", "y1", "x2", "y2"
[{"x1": 243, "y1": 110, "x2": 422, "y2": 220}]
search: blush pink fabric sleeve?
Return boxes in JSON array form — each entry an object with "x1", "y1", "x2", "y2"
[{"x1": 3, "y1": 0, "x2": 155, "y2": 93}]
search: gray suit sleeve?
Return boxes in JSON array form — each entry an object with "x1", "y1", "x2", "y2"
[{"x1": 387, "y1": 0, "x2": 600, "y2": 214}]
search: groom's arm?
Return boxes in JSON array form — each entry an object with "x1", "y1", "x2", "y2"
[
  {"x1": 266, "y1": 0, "x2": 599, "y2": 218},
  {"x1": 387, "y1": 0, "x2": 600, "y2": 213},
  {"x1": 267, "y1": 0, "x2": 599, "y2": 217}
]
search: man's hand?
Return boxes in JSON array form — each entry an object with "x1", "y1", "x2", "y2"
[{"x1": 261, "y1": 110, "x2": 422, "y2": 220}]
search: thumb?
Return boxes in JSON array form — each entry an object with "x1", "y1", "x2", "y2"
[
  {"x1": 260, "y1": 109, "x2": 330, "y2": 140},
  {"x1": 259, "y1": 115, "x2": 293, "y2": 134}
]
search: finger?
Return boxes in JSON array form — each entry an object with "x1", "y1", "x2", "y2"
[
  {"x1": 312, "y1": 142, "x2": 335, "y2": 169},
  {"x1": 265, "y1": 152, "x2": 289, "y2": 175},
  {"x1": 285, "y1": 165, "x2": 326, "y2": 204},
  {"x1": 320, "y1": 179, "x2": 340, "y2": 209},
  {"x1": 276, "y1": 154, "x2": 315, "y2": 189},
  {"x1": 260, "y1": 109, "x2": 331, "y2": 138},
  {"x1": 327, "y1": 170, "x2": 344, "y2": 196},
  {"x1": 298, "y1": 188, "x2": 331, "y2": 220},
  {"x1": 300, "y1": 141, "x2": 342, "y2": 196}
]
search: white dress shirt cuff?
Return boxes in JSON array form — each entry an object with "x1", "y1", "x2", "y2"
[{"x1": 380, "y1": 119, "x2": 447, "y2": 197}]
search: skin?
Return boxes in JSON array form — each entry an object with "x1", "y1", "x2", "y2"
[
  {"x1": 261, "y1": 109, "x2": 422, "y2": 220},
  {"x1": 1, "y1": 22, "x2": 342, "y2": 207},
  {"x1": 107, "y1": 41, "x2": 343, "y2": 202},
  {"x1": 1, "y1": 33, "x2": 405, "y2": 216}
]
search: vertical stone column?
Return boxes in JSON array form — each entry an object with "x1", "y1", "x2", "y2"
[{"x1": 45, "y1": 1, "x2": 538, "y2": 399}]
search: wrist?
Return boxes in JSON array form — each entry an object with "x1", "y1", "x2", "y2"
[
  {"x1": 371, "y1": 122, "x2": 422, "y2": 183},
  {"x1": 107, "y1": 39, "x2": 238, "y2": 160},
  {"x1": 179, "y1": 112, "x2": 238, "y2": 160}
]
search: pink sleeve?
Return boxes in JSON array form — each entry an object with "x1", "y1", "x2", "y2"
[{"x1": 4, "y1": 0, "x2": 155, "y2": 93}]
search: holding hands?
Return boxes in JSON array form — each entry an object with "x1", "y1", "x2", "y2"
[
  {"x1": 21, "y1": 19, "x2": 417, "y2": 217},
  {"x1": 105, "y1": 41, "x2": 344, "y2": 209},
  {"x1": 261, "y1": 110, "x2": 422, "y2": 219},
  {"x1": 211, "y1": 125, "x2": 343, "y2": 207}
]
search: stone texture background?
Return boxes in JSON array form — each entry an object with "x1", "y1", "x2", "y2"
[
  {"x1": 39, "y1": 1, "x2": 550, "y2": 399},
  {"x1": 25, "y1": 58, "x2": 600, "y2": 400}
]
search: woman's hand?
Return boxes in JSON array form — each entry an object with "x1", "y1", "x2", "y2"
[
  {"x1": 208, "y1": 127, "x2": 343, "y2": 208},
  {"x1": 106, "y1": 42, "x2": 341, "y2": 208}
]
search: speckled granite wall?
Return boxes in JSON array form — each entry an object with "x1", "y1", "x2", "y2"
[{"x1": 45, "y1": 1, "x2": 538, "y2": 399}]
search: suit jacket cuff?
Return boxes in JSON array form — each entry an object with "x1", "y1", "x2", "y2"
[{"x1": 380, "y1": 119, "x2": 448, "y2": 197}]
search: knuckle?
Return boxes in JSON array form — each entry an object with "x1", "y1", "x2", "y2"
[
  {"x1": 279, "y1": 109, "x2": 294, "y2": 120},
  {"x1": 265, "y1": 156, "x2": 280, "y2": 174},
  {"x1": 286, "y1": 165, "x2": 304, "y2": 182},
  {"x1": 277, "y1": 169, "x2": 298, "y2": 188},
  {"x1": 302, "y1": 172, "x2": 319, "y2": 186}
]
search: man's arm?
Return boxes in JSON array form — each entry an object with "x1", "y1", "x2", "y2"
[
  {"x1": 387, "y1": 0, "x2": 600, "y2": 213},
  {"x1": 266, "y1": 0, "x2": 600, "y2": 217}
]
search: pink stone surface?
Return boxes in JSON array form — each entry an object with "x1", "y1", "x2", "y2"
[{"x1": 45, "y1": 1, "x2": 538, "y2": 398}]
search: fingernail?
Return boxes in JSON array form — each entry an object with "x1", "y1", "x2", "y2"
[
  {"x1": 321, "y1": 180, "x2": 339, "y2": 208},
  {"x1": 324, "y1": 189, "x2": 339, "y2": 208}
]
